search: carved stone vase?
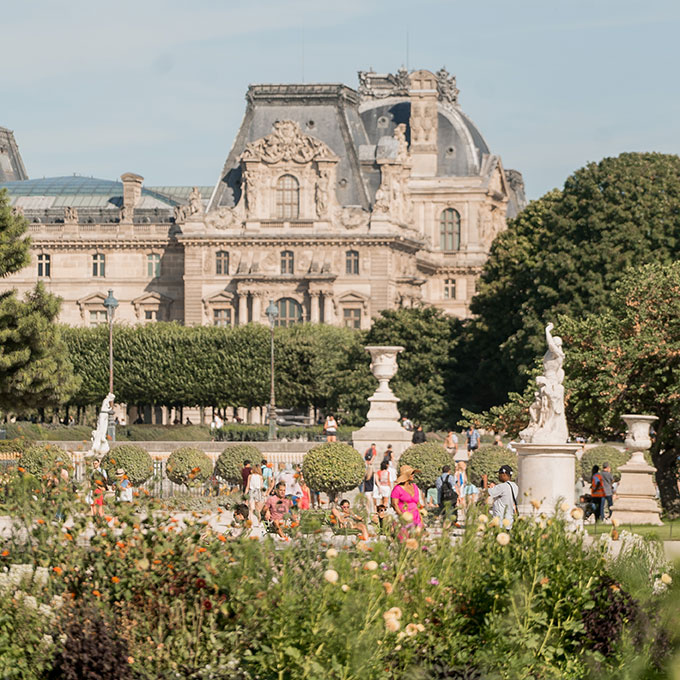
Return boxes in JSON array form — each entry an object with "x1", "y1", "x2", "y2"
[{"x1": 611, "y1": 414, "x2": 663, "y2": 525}]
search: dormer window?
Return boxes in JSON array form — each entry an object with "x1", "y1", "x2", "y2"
[
  {"x1": 276, "y1": 175, "x2": 299, "y2": 219},
  {"x1": 440, "y1": 208, "x2": 461, "y2": 251}
]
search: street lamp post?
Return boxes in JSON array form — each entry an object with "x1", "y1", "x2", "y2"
[
  {"x1": 265, "y1": 299, "x2": 279, "y2": 441},
  {"x1": 103, "y1": 289, "x2": 119, "y2": 442}
]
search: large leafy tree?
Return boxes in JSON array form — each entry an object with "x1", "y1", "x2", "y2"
[
  {"x1": 560, "y1": 262, "x2": 680, "y2": 516},
  {"x1": 0, "y1": 190, "x2": 79, "y2": 413},
  {"x1": 463, "y1": 152, "x2": 680, "y2": 411}
]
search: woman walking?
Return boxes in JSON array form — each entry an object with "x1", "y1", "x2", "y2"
[
  {"x1": 246, "y1": 464, "x2": 265, "y2": 521},
  {"x1": 374, "y1": 461, "x2": 392, "y2": 508},
  {"x1": 390, "y1": 465, "x2": 424, "y2": 528}
]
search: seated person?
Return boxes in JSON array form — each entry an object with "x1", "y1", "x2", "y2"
[
  {"x1": 331, "y1": 499, "x2": 370, "y2": 540},
  {"x1": 371, "y1": 504, "x2": 389, "y2": 534},
  {"x1": 263, "y1": 482, "x2": 295, "y2": 539},
  {"x1": 230, "y1": 503, "x2": 251, "y2": 538}
]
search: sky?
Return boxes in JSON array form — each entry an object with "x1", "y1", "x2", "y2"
[{"x1": 2, "y1": 0, "x2": 679, "y2": 200}]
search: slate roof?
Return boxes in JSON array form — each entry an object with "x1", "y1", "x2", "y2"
[{"x1": 0, "y1": 127, "x2": 28, "y2": 182}]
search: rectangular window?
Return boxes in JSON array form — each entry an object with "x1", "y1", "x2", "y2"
[
  {"x1": 37, "y1": 254, "x2": 51, "y2": 278},
  {"x1": 213, "y1": 308, "x2": 232, "y2": 327},
  {"x1": 92, "y1": 254, "x2": 105, "y2": 277},
  {"x1": 343, "y1": 308, "x2": 361, "y2": 329},
  {"x1": 281, "y1": 251, "x2": 294, "y2": 275},
  {"x1": 444, "y1": 279, "x2": 456, "y2": 299},
  {"x1": 345, "y1": 250, "x2": 359, "y2": 275},
  {"x1": 144, "y1": 309, "x2": 157, "y2": 323},
  {"x1": 147, "y1": 253, "x2": 161, "y2": 278},
  {"x1": 89, "y1": 310, "x2": 107, "y2": 326},
  {"x1": 215, "y1": 251, "x2": 229, "y2": 275}
]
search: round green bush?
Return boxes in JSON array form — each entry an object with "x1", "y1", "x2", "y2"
[
  {"x1": 0, "y1": 439, "x2": 30, "y2": 459},
  {"x1": 215, "y1": 444, "x2": 261, "y2": 484},
  {"x1": 467, "y1": 445, "x2": 519, "y2": 488},
  {"x1": 103, "y1": 445, "x2": 154, "y2": 486},
  {"x1": 18, "y1": 444, "x2": 62, "y2": 476},
  {"x1": 580, "y1": 445, "x2": 629, "y2": 482},
  {"x1": 302, "y1": 443, "x2": 365, "y2": 497},
  {"x1": 398, "y1": 442, "x2": 455, "y2": 491},
  {"x1": 166, "y1": 447, "x2": 213, "y2": 487}
]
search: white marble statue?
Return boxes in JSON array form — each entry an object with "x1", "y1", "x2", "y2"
[
  {"x1": 520, "y1": 324, "x2": 568, "y2": 444},
  {"x1": 91, "y1": 392, "x2": 115, "y2": 456}
]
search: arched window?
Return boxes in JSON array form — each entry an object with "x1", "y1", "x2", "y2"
[
  {"x1": 147, "y1": 253, "x2": 161, "y2": 278},
  {"x1": 92, "y1": 253, "x2": 105, "y2": 277},
  {"x1": 276, "y1": 175, "x2": 299, "y2": 219},
  {"x1": 275, "y1": 298, "x2": 302, "y2": 327},
  {"x1": 215, "y1": 250, "x2": 229, "y2": 275},
  {"x1": 37, "y1": 253, "x2": 51, "y2": 278},
  {"x1": 440, "y1": 208, "x2": 461, "y2": 251},
  {"x1": 345, "y1": 250, "x2": 359, "y2": 275},
  {"x1": 281, "y1": 250, "x2": 294, "y2": 275}
]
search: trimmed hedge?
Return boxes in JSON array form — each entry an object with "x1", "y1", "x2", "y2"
[
  {"x1": 467, "y1": 445, "x2": 519, "y2": 488},
  {"x1": 302, "y1": 443, "x2": 365, "y2": 497},
  {"x1": 398, "y1": 442, "x2": 455, "y2": 491},
  {"x1": 580, "y1": 445, "x2": 629, "y2": 482},
  {"x1": 18, "y1": 445, "x2": 64, "y2": 476},
  {"x1": 166, "y1": 447, "x2": 213, "y2": 487},
  {"x1": 103, "y1": 445, "x2": 154, "y2": 486},
  {"x1": 215, "y1": 444, "x2": 261, "y2": 485},
  {"x1": 0, "y1": 439, "x2": 30, "y2": 459}
]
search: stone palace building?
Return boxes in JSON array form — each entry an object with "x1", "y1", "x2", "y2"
[{"x1": 0, "y1": 68, "x2": 525, "y2": 330}]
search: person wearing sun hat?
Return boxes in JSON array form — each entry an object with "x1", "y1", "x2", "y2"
[
  {"x1": 488, "y1": 464, "x2": 519, "y2": 528},
  {"x1": 116, "y1": 469, "x2": 133, "y2": 503},
  {"x1": 390, "y1": 464, "x2": 424, "y2": 527}
]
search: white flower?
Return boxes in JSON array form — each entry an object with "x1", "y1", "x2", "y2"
[
  {"x1": 364, "y1": 560, "x2": 378, "y2": 571},
  {"x1": 478, "y1": 514, "x2": 489, "y2": 524},
  {"x1": 42, "y1": 634, "x2": 54, "y2": 646},
  {"x1": 341, "y1": 584, "x2": 350, "y2": 592},
  {"x1": 488, "y1": 516, "x2": 500, "y2": 528},
  {"x1": 325, "y1": 548, "x2": 338, "y2": 559},
  {"x1": 323, "y1": 569, "x2": 339, "y2": 584},
  {"x1": 560, "y1": 501, "x2": 570, "y2": 512},
  {"x1": 502, "y1": 518, "x2": 511, "y2": 528},
  {"x1": 496, "y1": 532, "x2": 510, "y2": 546},
  {"x1": 401, "y1": 511, "x2": 414, "y2": 524},
  {"x1": 661, "y1": 573, "x2": 673, "y2": 585},
  {"x1": 385, "y1": 616, "x2": 400, "y2": 632},
  {"x1": 384, "y1": 606, "x2": 402, "y2": 620},
  {"x1": 405, "y1": 623, "x2": 419, "y2": 636},
  {"x1": 570, "y1": 508, "x2": 584, "y2": 520}
]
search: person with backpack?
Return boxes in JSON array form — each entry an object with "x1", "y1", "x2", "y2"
[
  {"x1": 488, "y1": 465, "x2": 519, "y2": 528},
  {"x1": 590, "y1": 464, "x2": 607, "y2": 521},
  {"x1": 435, "y1": 465, "x2": 458, "y2": 520}
]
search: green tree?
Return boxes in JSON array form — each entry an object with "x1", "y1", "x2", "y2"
[
  {"x1": 560, "y1": 262, "x2": 680, "y2": 516},
  {"x1": 364, "y1": 307, "x2": 459, "y2": 429},
  {"x1": 464, "y1": 152, "x2": 680, "y2": 411},
  {"x1": 0, "y1": 189, "x2": 31, "y2": 277}
]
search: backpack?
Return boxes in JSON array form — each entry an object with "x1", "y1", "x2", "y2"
[{"x1": 440, "y1": 474, "x2": 456, "y2": 503}]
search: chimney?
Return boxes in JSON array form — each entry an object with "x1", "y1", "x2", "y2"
[
  {"x1": 120, "y1": 172, "x2": 144, "y2": 218},
  {"x1": 408, "y1": 70, "x2": 439, "y2": 177}
]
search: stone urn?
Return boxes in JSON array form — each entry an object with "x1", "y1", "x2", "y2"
[
  {"x1": 621, "y1": 414, "x2": 657, "y2": 451},
  {"x1": 366, "y1": 346, "x2": 404, "y2": 397}
]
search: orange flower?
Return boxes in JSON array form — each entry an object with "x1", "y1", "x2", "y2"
[
  {"x1": 217, "y1": 534, "x2": 227, "y2": 542},
  {"x1": 0, "y1": 550, "x2": 9, "y2": 557},
  {"x1": 93, "y1": 590, "x2": 101, "y2": 597},
  {"x1": 36, "y1": 519, "x2": 45, "y2": 525},
  {"x1": 105, "y1": 516, "x2": 113, "y2": 522},
  {"x1": 116, "y1": 541, "x2": 125, "y2": 549},
  {"x1": 64, "y1": 533, "x2": 73, "y2": 541},
  {"x1": 111, "y1": 576, "x2": 120, "y2": 583},
  {"x1": 17, "y1": 467, "x2": 25, "y2": 473},
  {"x1": 152, "y1": 559, "x2": 162, "y2": 564},
  {"x1": 197, "y1": 547, "x2": 207, "y2": 553}
]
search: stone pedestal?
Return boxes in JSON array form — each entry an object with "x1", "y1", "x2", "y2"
[
  {"x1": 352, "y1": 346, "x2": 413, "y2": 461},
  {"x1": 611, "y1": 451, "x2": 663, "y2": 525},
  {"x1": 516, "y1": 443, "x2": 580, "y2": 514}
]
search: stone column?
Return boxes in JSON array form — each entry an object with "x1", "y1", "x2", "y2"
[
  {"x1": 251, "y1": 294, "x2": 262, "y2": 323},
  {"x1": 238, "y1": 293, "x2": 249, "y2": 325},
  {"x1": 309, "y1": 292, "x2": 320, "y2": 323},
  {"x1": 322, "y1": 292, "x2": 334, "y2": 324}
]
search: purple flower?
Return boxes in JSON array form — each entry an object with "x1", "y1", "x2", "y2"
[{"x1": 429, "y1": 578, "x2": 440, "y2": 586}]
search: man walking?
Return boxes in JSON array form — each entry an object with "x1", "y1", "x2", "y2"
[
  {"x1": 600, "y1": 462, "x2": 614, "y2": 520},
  {"x1": 435, "y1": 465, "x2": 458, "y2": 521},
  {"x1": 466, "y1": 425, "x2": 481, "y2": 454}
]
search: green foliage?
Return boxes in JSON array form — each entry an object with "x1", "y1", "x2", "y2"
[
  {"x1": 463, "y1": 152, "x2": 680, "y2": 411},
  {"x1": 214, "y1": 444, "x2": 260, "y2": 484},
  {"x1": 364, "y1": 307, "x2": 460, "y2": 429},
  {"x1": 18, "y1": 444, "x2": 61, "y2": 476},
  {"x1": 0, "y1": 284, "x2": 79, "y2": 413},
  {"x1": 580, "y1": 445, "x2": 629, "y2": 482},
  {"x1": 0, "y1": 188, "x2": 31, "y2": 278},
  {"x1": 301, "y1": 442, "x2": 365, "y2": 495},
  {"x1": 399, "y1": 442, "x2": 455, "y2": 490},
  {"x1": 102, "y1": 444, "x2": 153, "y2": 486},
  {"x1": 0, "y1": 438, "x2": 30, "y2": 457},
  {"x1": 560, "y1": 261, "x2": 680, "y2": 515},
  {"x1": 467, "y1": 445, "x2": 519, "y2": 488},
  {"x1": 166, "y1": 447, "x2": 212, "y2": 487}
]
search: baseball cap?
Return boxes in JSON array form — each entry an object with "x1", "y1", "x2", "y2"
[{"x1": 498, "y1": 465, "x2": 513, "y2": 476}]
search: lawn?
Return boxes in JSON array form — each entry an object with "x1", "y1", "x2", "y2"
[{"x1": 586, "y1": 518, "x2": 680, "y2": 541}]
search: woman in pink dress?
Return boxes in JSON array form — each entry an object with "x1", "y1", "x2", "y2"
[{"x1": 390, "y1": 465, "x2": 424, "y2": 527}]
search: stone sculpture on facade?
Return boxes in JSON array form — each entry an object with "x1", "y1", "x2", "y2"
[
  {"x1": 435, "y1": 67, "x2": 460, "y2": 107},
  {"x1": 63, "y1": 206, "x2": 78, "y2": 223},
  {"x1": 241, "y1": 120, "x2": 335, "y2": 164},
  {"x1": 520, "y1": 323, "x2": 568, "y2": 445},
  {"x1": 91, "y1": 392, "x2": 115, "y2": 456}
]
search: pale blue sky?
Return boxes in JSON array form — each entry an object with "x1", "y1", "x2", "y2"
[{"x1": 3, "y1": 0, "x2": 678, "y2": 199}]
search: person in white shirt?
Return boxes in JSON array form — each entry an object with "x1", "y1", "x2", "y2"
[
  {"x1": 488, "y1": 465, "x2": 519, "y2": 528},
  {"x1": 277, "y1": 464, "x2": 301, "y2": 498}
]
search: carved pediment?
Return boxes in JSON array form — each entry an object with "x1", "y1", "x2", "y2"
[
  {"x1": 241, "y1": 120, "x2": 337, "y2": 164},
  {"x1": 132, "y1": 291, "x2": 172, "y2": 309}
]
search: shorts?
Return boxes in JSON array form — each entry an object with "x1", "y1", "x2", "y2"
[{"x1": 374, "y1": 484, "x2": 391, "y2": 498}]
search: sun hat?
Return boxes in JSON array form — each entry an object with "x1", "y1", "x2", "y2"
[
  {"x1": 498, "y1": 464, "x2": 513, "y2": 476},
  {"x1": 396, "y1": 464, "x2": 420, "y2": 484},
  {"x1": 116, "y1": 468, "x2": 125, "y2": 476}
]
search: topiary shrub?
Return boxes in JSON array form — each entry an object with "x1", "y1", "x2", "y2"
[
  {"x1": 102, "y1": 445, "x2": 153, "y2": 486},
  {"x1": 215, "y1": 444, "x2": 261, "y2": 485},
  {"x1": 166, "y1": 447, "x2": 213, "y2": 487},
  {"x1": 302, "y1": 443, "x2": 365, "y2": 500},
  {"x1": 580, "y1": 445, "x2": 629, "y2": 482},
  {"x1": 18, "y1": 444, "x2": 61, "y2": 476},
  {"x1": 467, "y1": 445, "x2": 519, "y2": 488},
  {"x1": 398, "y1": 442, "x2": 454, "y2": 491},
  {"x1": 0, "y1": 439, "x2": 30, "y2": 460}
]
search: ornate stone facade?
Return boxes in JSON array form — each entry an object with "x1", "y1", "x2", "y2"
[{"x1": 0, "y1": 68, "x2": 526, "y2": 331}]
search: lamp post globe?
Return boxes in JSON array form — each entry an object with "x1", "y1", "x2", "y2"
[
  {"x1": 103, "y1": 290, "x2": 119, "y2": 442},
  {"x1": 265, "y1": 300, "x2": 279, "y2": 441}
]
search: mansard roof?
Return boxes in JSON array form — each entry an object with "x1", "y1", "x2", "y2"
[{"x1": 0, "y1": 126, "x2": 28, "y2": 182}]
